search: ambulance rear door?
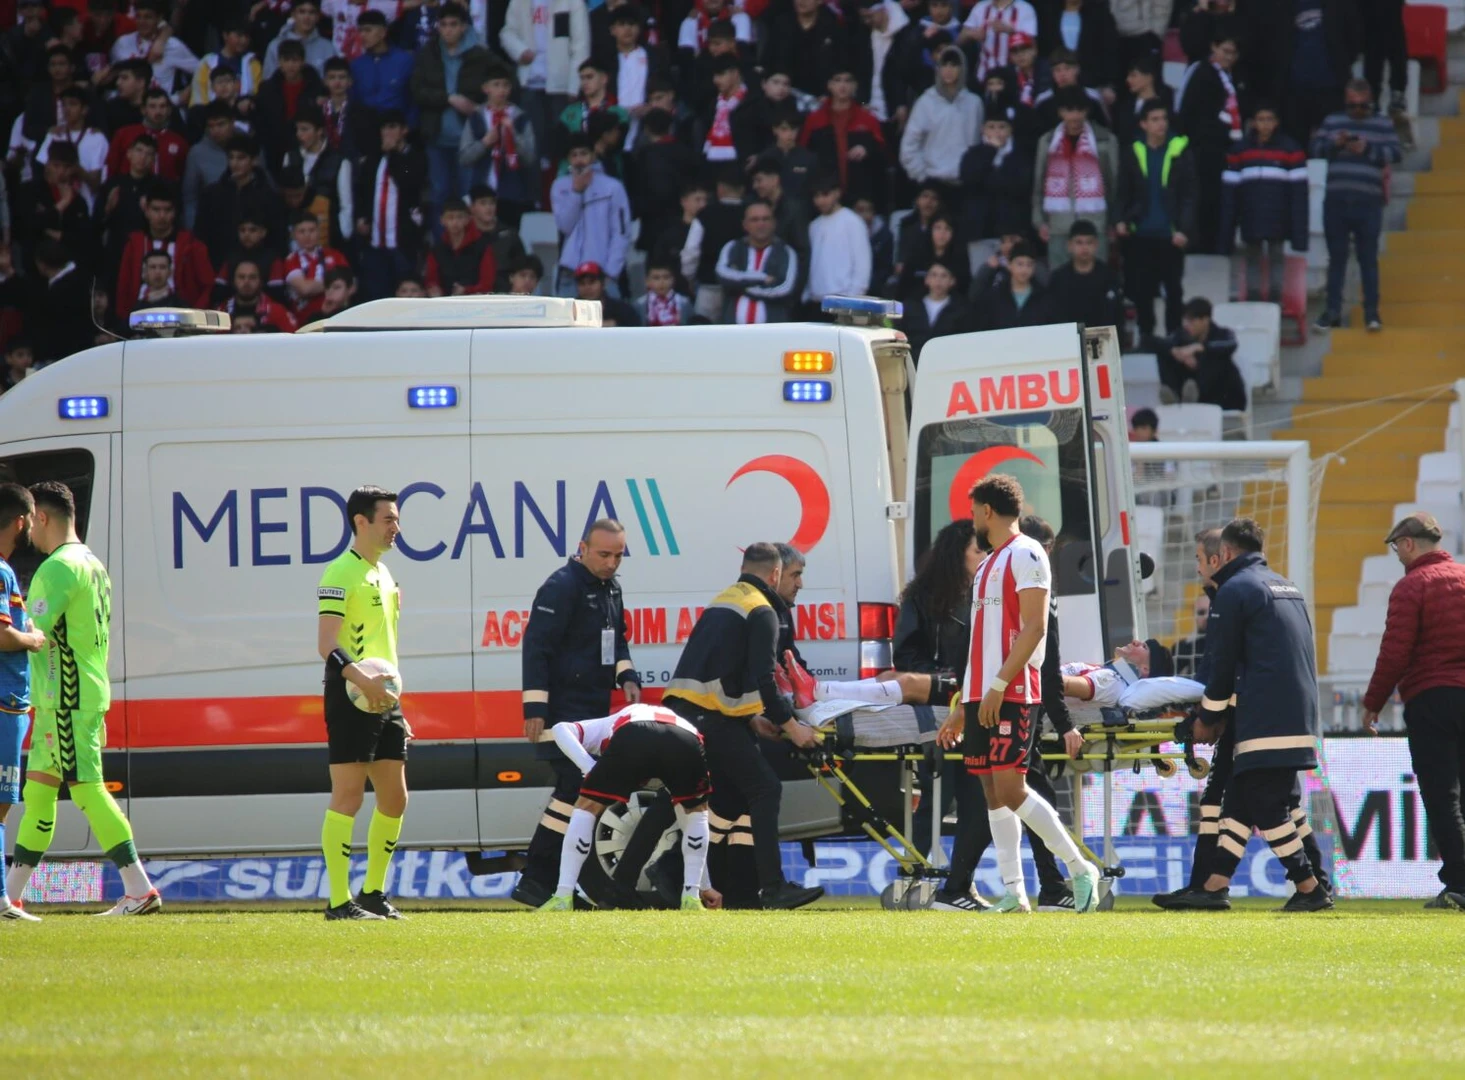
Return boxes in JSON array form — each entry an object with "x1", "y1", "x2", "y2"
[{"x1": 905, "y1": 323, "x2": 1143, "y2": 664}]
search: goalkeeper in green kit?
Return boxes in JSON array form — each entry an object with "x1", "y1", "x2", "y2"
[{"x1": 4, "y1": 482, "x2": 158, "y2": 916}]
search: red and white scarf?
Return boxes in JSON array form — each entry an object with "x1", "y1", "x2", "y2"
[
  {"x1": 693, "y1": 3, "x2": 733, "y2": 51},
  {"x1": 645, "y1": 291, "x2": 681, "y2": 326},
  {"x1": 734, "y1": 245, "x2": 769, "y2": 324},
  {"x1": 703, "y1": 86, "x2": 745, "y2": 161},
  {"x1": 137, "y1": 236, "x2": 177, "y2": 297},
  {"x1": 1216, "y1": 64, "x2": 1242, "y2": 142},
  {"x1": 323, "y1": 99, "x2": 349, "y2": 151},
  {"x1": 1015, "y1": 67, "x2": 1035, "y2": 106},
  {"x1": 1042, "y1": 123, "x2": 1106, "y2": 214},
  {"x1": 489, "y1": 107, "x2": 520, "y2": 181},
  {"x1": 372, "y1": 157, "x2": 399, "y2": 248}
]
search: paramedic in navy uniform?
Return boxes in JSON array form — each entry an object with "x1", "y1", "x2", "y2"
[
  {"x1": 1188, "y1": 518, "x2": 1332, "y2": 911},
  {"x1": 513, "y1": 519, "x2": 641, "y2": 908}
]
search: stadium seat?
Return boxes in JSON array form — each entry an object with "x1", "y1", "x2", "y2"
[
  {"x1": 1328, "y1": 631, "x2": 1383, "y2": 673},
  {"x1": 518, "y1": 212, "x2": 560, "y2": 296},
  {"x1": 1419, "y1": 450, "x2": 1462, "y2": 485},
  {"x1": 1122, "y1": 352, "x2": 1161, "y2": 408},
  {"x1": 1212, "y1": 302, "x2": 1280, "y2": 392},
  {"x1": 1332, "y1": 605, "x2": 1384, "y2": 635},
  {"x1": 1232, "y1": 252, "x2": 1306, "y2": 344},
  {"x1": 1181, "y1": 255, "x2": 1230, "y2": 308},
  {"x1": 888, "y1": 208, "x2": 911, "y2": 249},
  {"x1": 1154, "y1": 403, "x2": 1223, "y2": 442},
  {"x1": 1404, "y1": 4, "x2": 1449, "y2": 92},
  {"x1": 1447, "y1": 401, "x2": 1461, "y2": 453},
  {"x1": 1359, "y1": 553, "x2": 1406, "y2": 609},
  {"x1": 625, "y1": 218, "x2": 646, "y2": 300}
]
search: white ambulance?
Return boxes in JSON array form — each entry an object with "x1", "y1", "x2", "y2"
[{"x1": 0, "y1": 296, "x2": 1143, "y2": 861}]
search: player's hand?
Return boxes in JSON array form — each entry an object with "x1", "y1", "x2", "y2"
[
  {"x1": 353, "y1": 671, "x2": 394, "y2": 713},
  {"x1": 978, "y1": 687, "x2": 1004, "y2": 728},
  {"x1": 700, "y1": 887, "x2": 723, "y2": 909},
  {"x1": 936, "y1": 710, "x2": 965, "y2": 749},
  {"x1": 524, "y1": 717, "x2": 545, "y2": 743},
  {"x1": 1062, "y1": 729, "x2": 1084, "y2": 759},
  {"x1": 1361, "y1": 708, "x2": 1381, "y2": 735},
  {"x1": 781, "y1": 720, "x2": 821, "y2": 749},
  {"x1": 623, "y1": 681, "x2": 642, "y2": 704}
]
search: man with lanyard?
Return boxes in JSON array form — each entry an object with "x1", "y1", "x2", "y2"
[
  {"x1": 937, "y1": 474, "x2": 1101, "y2": 914},
  {"x1": 0, "y1": 484, "x2": 44, "y2": 921},
  {"x1": 514, "y1": 519, "x2": 642, "y2": 908}
]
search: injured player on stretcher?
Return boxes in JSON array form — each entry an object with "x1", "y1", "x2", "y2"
[{"x1": 1060, "y1": 639, "x2": 1205, "y2": 713}]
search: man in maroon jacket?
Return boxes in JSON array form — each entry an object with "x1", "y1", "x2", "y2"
[{"x1": 1362, "y1": 512, "x2": 1465, "y2": 911}]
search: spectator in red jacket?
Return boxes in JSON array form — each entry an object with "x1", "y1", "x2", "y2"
[
  {"x1": 115, "y1": 183, "x2": 215, "y2": 318},
  {"x1": 424, "y1": 199, "x2": 497, "y2": 296},
  {"x1": 1362, "y1": 512, "x2": 1465, "y2": 910},
  {"x1": 218, "y1": 257, "x2": 298, "y2": 333},
  {"x1": 800, "y1": 69, "x2": 889, "y2": 211},
  {"x1": 106, "y1": 87, "x2": 191, "y2": 182},
  {"x1": 280, "y1": 209, "x2": 353, "y2": 321}
]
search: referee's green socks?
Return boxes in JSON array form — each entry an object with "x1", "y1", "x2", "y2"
[
  {"x1": 322, "y1": 810, "x2": 355, "y2": 907},
  {"x1": 5, "y1": 778, "x2": 59, "y2": 900},
  {"x1": 364, "y1": 809, "x2": 403, "y2": 894}
]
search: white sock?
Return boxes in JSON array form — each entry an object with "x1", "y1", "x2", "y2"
[
  {"x1": 120, "y1": 862, "x2": 153, "y2": 897},
  {"x1": 816, "y1": 678, "x2": 904, "y2": 706},
  {"x1": 556, "y1": 809, "x2": 596, "y2": 897},
  {"x1": 1014, "y1": 793, "x2": 1088, "y2": 876},
  {"x1": 988, "y1": 807, "x2": 1027, "y2": 897},
  {"x1": 681, "y1": 810, "x2": 710, "y2": 894},
  {"x1": 6, "y1": 863, "x2": 35, "y2": 902}
]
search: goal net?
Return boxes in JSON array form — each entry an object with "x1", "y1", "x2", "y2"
[{"x1": 1063, "y1": 441, "x2": 1362, "y2": 898}]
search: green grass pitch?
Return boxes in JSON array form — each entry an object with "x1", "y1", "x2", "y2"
[{"x1": 6, "y1": 899, "x2": 1463, "y2": 1077}]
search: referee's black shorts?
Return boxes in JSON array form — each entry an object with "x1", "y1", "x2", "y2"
[
  {"x1": 324, "y1": 672, "x2": 409, "y2": 764},
  {"x1": 581, "y1": 721, "x2": 711, "y2": 807}
]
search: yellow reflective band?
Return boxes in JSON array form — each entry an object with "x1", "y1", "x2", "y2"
[
  {"x1": 615, "y1": 660, "x2": 633, "y2": 676},
  {"x1": 1217, "y1": 834, "x2": 1246, "y2": 857},
  {"x1": 1262, "y1": 823, "x2": 1296, "y2": 841},
  {"x1": 522, "y1": 690, "x2": 550, "y2": 704},
  {"x1": 1197, "y1": 822, "x2": 1220, "y2": 835},
  {"x1": 538, "y1": 814, "x2": 568, "y2": 835},
  {"x1": 1270, "y1": 837, "x2": 1304, "y2": 857},
  {"x1": 1235, "y1": 735, "x2": 1316, "y2": 756}
]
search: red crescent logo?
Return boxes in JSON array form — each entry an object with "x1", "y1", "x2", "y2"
[
  {"x1": 948, "y1": 447, "x2": 1043, "y2": 521},
  {"x1": 727, "y1": 455, "x2": 832, "y2": 552}
]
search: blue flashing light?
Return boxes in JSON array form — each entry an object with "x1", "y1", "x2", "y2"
[
  {"x1": 128, "y1": 311, "x2": 185, "y2": 328},
  {"x1": 820, "y1": 295, "x2": 903, "y2": 320},
  {"x1": 408, "y1": 385, "x2": 459, "y2": 409},
  {"x1": 783, "y1": 380, "x2": 832, "y2": 403},
  {"x1": 59, "y1": 396, "x2": 109, "y2": 420}
]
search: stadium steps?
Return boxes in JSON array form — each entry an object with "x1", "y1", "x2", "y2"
[{"x1": 1281, "y1": 89, "x2": 1465, "y2": 672}]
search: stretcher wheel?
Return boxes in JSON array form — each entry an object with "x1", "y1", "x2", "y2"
[
  {"x1": 1153, "y1": 757, "x2": 1177, "y2": 779},
  {"x1": 879, "y1": 882, "x2": 902, "y2": 910},
  {"x1": 1188, "y1": 758, "x2": 1211, "y2": 780},
  {"x1": 1068, "y1": 752, "x2": 1092, "y2": 775}
]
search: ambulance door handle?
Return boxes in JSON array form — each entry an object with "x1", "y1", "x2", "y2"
[{"x1": 885, "y1": 502, "x2": 910, "y2": 520}]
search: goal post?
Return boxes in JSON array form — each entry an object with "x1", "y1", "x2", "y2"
[{"x1": 1127, "y1": 440, "x2": 1318, "y2": 650}]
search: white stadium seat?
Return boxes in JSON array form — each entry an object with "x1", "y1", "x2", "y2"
[
  {"x1": 1328, "y1": 630, "x2": 1383, "y2": 674},
  {"x1": 1122, "y1": 353, "x2": 1161, "y2": 408},
  {"x1": 1153, "y1": 403, "x2": 1224, "y2": 442},
  {"x1": 1359, "y1": 552, "x2": 1406, "y2": 609},
  {"x1": 1419, "y1": 451, "x2": 1462, "y2": 484},
  {"x1": 1211, "y1": 301, "x2": 1281, "y2": 392},
  {"x1": 1181, "y1": 255, "x2": 1231, "y2": 309}
]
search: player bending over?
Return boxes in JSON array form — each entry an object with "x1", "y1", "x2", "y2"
[
  {"x1": 540, "y1": 703, "x2": 719, "y2": 912},
  {"x1": 936, "y1": 474, "x2": 1100, "y2": 914}
]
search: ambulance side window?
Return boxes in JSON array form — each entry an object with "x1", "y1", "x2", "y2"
[
  {"x1": 912, "y1": 409, "x2": 1096, "y2": 597},
  {"x1": 0, "y1": 449, "x2": 95, "y2": 588}
]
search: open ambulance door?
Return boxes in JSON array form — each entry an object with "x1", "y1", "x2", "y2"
[{"x1": 904, "y1": 323, "x2": 1144, "y2": 665}]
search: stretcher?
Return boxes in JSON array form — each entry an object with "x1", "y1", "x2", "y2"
[{"x1": 802, "y1": 698, "x2": 1208, "y2": 911}]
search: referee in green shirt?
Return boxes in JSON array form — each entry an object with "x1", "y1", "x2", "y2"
[{"x1": 316, "y1": 486, "x2": 410, "y2": 921}]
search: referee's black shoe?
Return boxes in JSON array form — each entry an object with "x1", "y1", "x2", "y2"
[
  {"x1": 325, "y1": 899, "x2": 385, "y2": 921},
  {"x1": 1279, "y1": 886, "x2": 1334, "y2": 913},
  {"x1": 356, "y1": 890, "x2": 405, "y2": 919},
  {"x1": 1156, "y1": 886, "x2": 1231, "y2": 911},
  {"x1": 759, "y1": 881, "x2": 824, "y2": 910}
]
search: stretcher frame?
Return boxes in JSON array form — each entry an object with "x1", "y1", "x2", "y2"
[{"x1": 808, "y1": 712, "x2": 1204, "y2": 911}]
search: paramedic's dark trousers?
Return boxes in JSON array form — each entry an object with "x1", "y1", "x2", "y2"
[
  {"x1": 1404, "y1": 687, "x2": 1465, "y2": 892},
  {"x1": 944, "y1": 749, "x2": 1066, "y2": 896},
  {"x1": 690, "y1": 710, "x2": 785, "y2": 889},
  {"x1": 523, "y1": 758, "x2": 584, "y2": 888},
  {"x1": 1211, "y1": 767, "x2": 1317, "y2": 884}
]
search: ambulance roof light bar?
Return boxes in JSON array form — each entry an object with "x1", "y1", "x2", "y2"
[
  {"x1": 821, "y1": 295, "x2": 902, "y2": 328},
  {"x1": 302, "y1": 295, "x2": 604, "y2": 332},
  {"x1": 127, "y1": 308, "x2": 231, "y2": 337}
]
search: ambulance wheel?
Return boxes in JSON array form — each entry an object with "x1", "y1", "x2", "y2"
[
  {"x1": 880, "y1": 882, "x2": 903, "y2": 910},
  {"x1": 1188, "y1": 759, "x2": 1211, "y2": 781},
  {"x1": 1153, "y1": 757, "x2": 1177, "y2": 779},
  {"x1": 593, "y1": 792, "x2": 680, "y2": 895}
]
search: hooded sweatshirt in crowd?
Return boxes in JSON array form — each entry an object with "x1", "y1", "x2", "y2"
[{"x1": 899, "y1": 47, "x2": 984, "y2": 184}]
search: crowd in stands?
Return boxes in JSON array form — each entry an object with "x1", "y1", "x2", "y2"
[{"x1": 0, "y1": 0, "x2": 1414, "y2": 409}]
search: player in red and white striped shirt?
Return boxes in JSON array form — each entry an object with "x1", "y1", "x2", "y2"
[
  {"x1": 542, "y1": 704, "x2": 718, "y2": 912},
  {"x1": 938, "y1": 474, "x2": 1100, "y2": 913},
  {"x1": 958, "y1": 0, "x2": 1039, "y2": 81}
]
